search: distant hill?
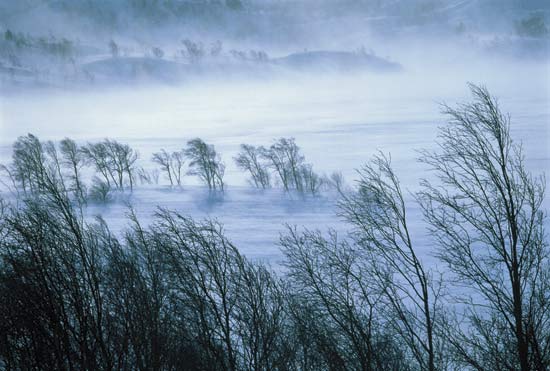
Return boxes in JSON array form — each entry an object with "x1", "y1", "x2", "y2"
[{"x1": 275, "y1": 51, "x2": 401, "y2": 72}]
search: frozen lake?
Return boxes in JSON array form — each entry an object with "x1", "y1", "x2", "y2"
[{"x1": 1, "y1": 59, "x2": 548, "y2": 265}]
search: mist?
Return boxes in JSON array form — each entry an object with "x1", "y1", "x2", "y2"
[
  {"x1": 1, "y1": 0, "x2": 549, "y2": 258},
  {"x1": 1, "y1": 1, "x2": 550, "y2": 370}
]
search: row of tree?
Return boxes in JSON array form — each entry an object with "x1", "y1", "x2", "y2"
[
  {"x1": 1, "y1": 134, "x2": 327, "y2": 204},
  {"x1": 0, "y1": 85, "x2": 548, "y2": 370}
]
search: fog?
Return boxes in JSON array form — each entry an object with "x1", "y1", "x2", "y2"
[
  {"x1": 1, "y1": 0, "x2": 549, "y2": 264},
  {"x1": 2, "y1": 2, "x2": 550, "y2": 369}
]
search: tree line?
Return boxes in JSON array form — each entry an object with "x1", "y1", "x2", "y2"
[
  {"x1": 0, "y1": 135, "x2": 330, "y2": 204},
  {"x1": 0, "y1": 85, "x2": 548, "y2": 370}
]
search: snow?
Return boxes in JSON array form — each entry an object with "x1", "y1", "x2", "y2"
[{"x1": 0, "y1": 57, "x2": 548, "y2": 266}]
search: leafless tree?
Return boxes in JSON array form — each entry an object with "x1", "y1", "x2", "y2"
[
  {"x1": 103, "y1": 139, "x2": 139, "y2": 191},
  {"x1": 59, "y1": 137, "x2": 86, "y2": 204},
  {"x1": 235, "y1": 144, "x2": 271, "y2": 189},
  {"x1": 153, "y1": 149, "x2": 186, "y2": 187},
  {"x1": 7, "y1": 133, "x2": 49, "y2": 193},
  {"x1": 181, "y1": 39, "x2": 204, "y2": 63},
  {"x1": 338, "y1": 152, "x2": 444, "y2": 371},
  {"x1": 261, "y1": 138, "x2": 304, "y2": 192},
  {"x1": 185, "y1": 138, "x2": 225, "y2": 191},
  {"x1": 0, "y1": 154, "x2": 112, "y2": 369},
  {"x1": 153, "y1": 149, "x2": 174, "y2": 186},
  {"x1": 151, "y1": 46, "x2": 164, "y2": 59},
  {"x1": 419, "y1": 84, "x2": 549, "y2": 371},
  {"x1": 171, "y1": 150, "x2": 186, "y2": 186},
  {"x1": 300, "y1": 163, "x2": 324, "y2": 195},
  {"x1": 82, "y1": 139, "x2": 139, "y2": 192},
  {"x1": 152, "y1": 209, "x2": 292, "y2": 370},
  {"x1": 81, "y1": 141, "x2": 112, "y2": 189},
  {"x1": 281, "y1": 226, "x2": 412, "y2": 371}
]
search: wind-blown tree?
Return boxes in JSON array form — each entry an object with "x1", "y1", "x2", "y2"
[
  {"x1": 281, "y1": 226, "x2": 412, "y2": 371},
  {"x1": 1, "y1": 134, "x2": 86, "y2": 209},
  {"x1": 152, "y1": 149, "x2": 185, "y2": 187},
  {"x1": 419, "y1": 84, "x2": 549, "y2": 371},
  {"x1": 107, "y1": 210, "x2": 204, "y2": 369},
  {"x1": 299, "y1": 163, "x2": 324, "y2": 195},
  {"x1": 82, "y1": 139, "x2": 139, "y2": 192},
  {"x1": 0, "y1": 140, "x2": 112, "y2": 368},
  {"x1": 261, "y1": 138, "x2": 304, "y2": 192},
  {"x1": 81, "y1": 141, "x2": 112, "y2": 189},
  {"x1": 181, "y1": 39, "x2": 204, "y2": 63},
  {"x1": 59, "y1": 137, "x2": 87, "y2": 204},
  {"x1": 184, "y1": 138, "x2": 225, "y2": 191},
  {"x1": 103, "y1": 139, "x2": 139, "y2": 191},
  {"x1": 260, "y1": 137, "x2": 324, "y2": 194},
  {"x1": 234, "y1": 144, "x2": 271, "y2": 189},
  {"x1": 170, "y1": 150, "x2": 186, "y2": 186},
  {"x1": 338, "y1": 153, "x2": 444, "y2": 371},
  {"x1": 4, "y1": 134, "x2": 48, "y2": 193},
  {"x1": 150, "y1": 209, "x2": 289, "y2": 370}
]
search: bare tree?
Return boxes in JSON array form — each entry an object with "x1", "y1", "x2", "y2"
[
  {"x1": 0, "y1": 145, "x2": 113, "y2": 369},
  {"x1": 59, "y1": 137, "x2": 86, "y2": 204},
  {"x1": 210, "y1": 40, "x2": 223, "y2": 57},
  {"x1": 152, "y1": 149, "x2": 174, "y2": 186},
  {"x1": 300, "y1": 163, "x2": 324, "y2": 195},
  {"x1": 153, "y1": 149, "x2": 186, "y2": 187},
  {"x1": 109, "y1": 39, "x2": 119, "y2": 58},
  {"x1": 82, "y1": 139, "x2": 139, "y2": 192},
  {"x1": 81, "y1": 141, "x2": 113, "y2": 189},
  {"x1": 152, "y1": 211, "x2": 243, "y2": 370},
  {"x1": 281, "y1": 226, "x2": 412, "y2": 371},
  {"x1": 235, "y1": 144, "x2": 271, "y2": 189},
  {"x1": 258, "y1": 138, "x2": 325, "y2": 195},
  {"x1": 8, "y1": 133, "x2": 49, "y2": 193},
  {"x1": 338, "y1": 152, "x2": 443, "y2": 371},
  {"x1": 152, "y1": 209, "x2": 293, "y2": 371},
  {"x1": 262, "y1": 138, "x2": 304, "y2": 192},
  {"x1": 184, "y1": 138, "x2": 225, "y2": 191},
  {"x1": 171, "y1": 150, "x2": 186, "y2": 186},
  {"x1": 103, "y1": 139, "x2": 138, "y2": 191},
  {"x1": 419, "y1": 84, "x2": 549, "y2": 371},
  {"x1": 181, "y1": 39, "x2": 204, "y2": 63}
]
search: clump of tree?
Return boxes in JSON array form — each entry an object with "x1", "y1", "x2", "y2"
[
  {"x1": 152, "y1": 149, "x2": 185, "y2": 187},
  {"x1": 234, "y1": 144, "x2": 271, "y2": 188},
  {"x1": 249, "y1": 50, "x2": 269, "y2": 62},
  {"x1": 0, "y1": 196, "x2": 293, "y2": 369},
  {"x1": 0, "y1": 85, "x2": 548, "y2": 371},
  {"x1": 59, "y1": 137, "x2": 87, "y2": 204},
  {"x1": 337, "y1": 152, "x2": 443, "y2": 371},
  {"x1": 0, "y1": 135, "x2": 141, "y2": 204},
  {"x1": 281, "y1": 227, "x2": 412, "y2": 370},
  {"x1": 419, "y1": 84, "x2": 549, "y2": 371},
  {"x1": 516, "y1": 12, "x2": 548, "y2": 38},
  {"x1": 0, "y1": 134, "x2": 87, "y2": 206},
  {"x1": 82, "y1": 139, "x2": 139, "y2": 193},
  {"x1": 184, "y1": 138, "x2": 225, "y2": 191},
  {"x1": 260, "y1": 137, "x2": 325, "y2": 194},
  {"x1": 181, "y1": 39, "x2": 204, "y2": 63},
  {"x1": 151, "y1": 46, "x2": 164, "y2": 59},
  {"x1": 2, "y1": 30, "x2": 74, "y2": 59}
]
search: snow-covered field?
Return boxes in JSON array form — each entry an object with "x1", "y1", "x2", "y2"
[{"x1": 1, "y1": 58, "x2": 548, "y2": 265}]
